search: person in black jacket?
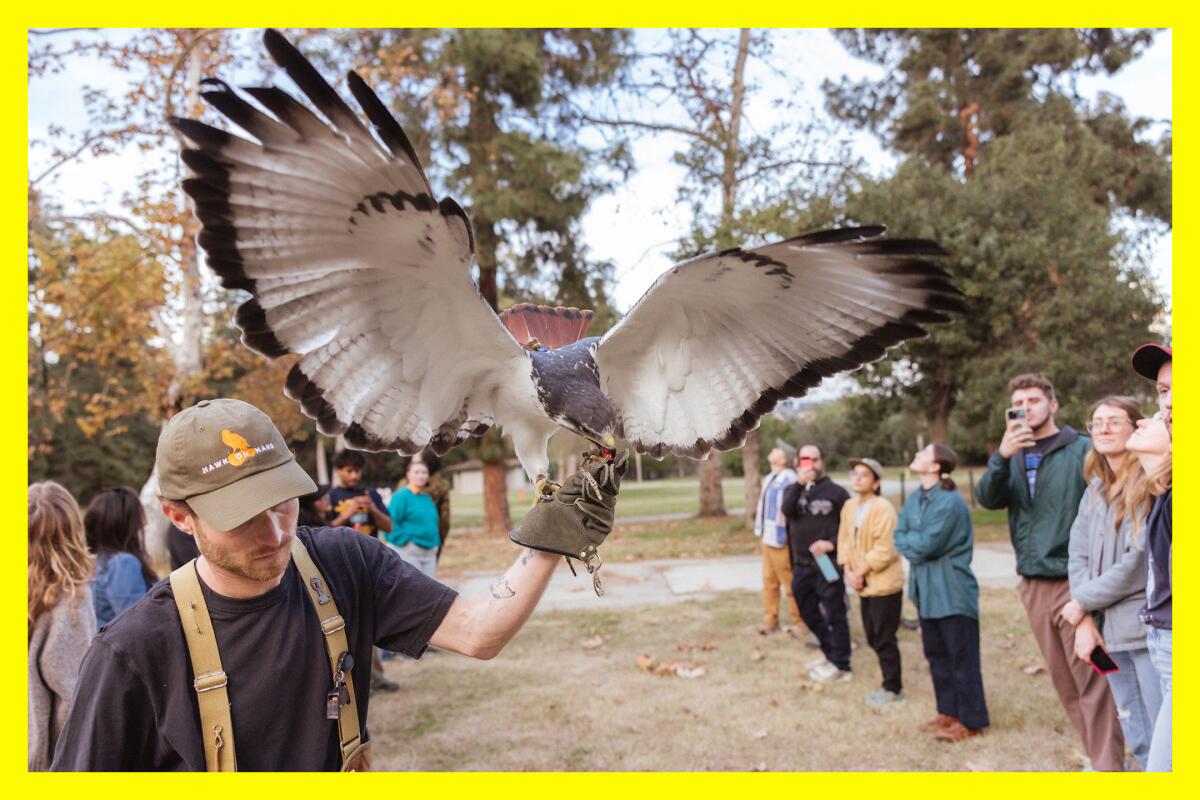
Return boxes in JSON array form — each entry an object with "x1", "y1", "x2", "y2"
[{"x1": 782, "y1": 444, "x2": 852, "y2": 682}]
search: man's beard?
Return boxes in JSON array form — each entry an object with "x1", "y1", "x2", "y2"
[{"x1": 195, "y1": 527, "x2": 294, "y2": 583}]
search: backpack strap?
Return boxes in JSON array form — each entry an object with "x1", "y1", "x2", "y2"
[
  {"x1": 169, "y1": 561, "x2": 237, "y2": 772},
  {"x1": 290, "y1": 536, "x2": 370, "y2": 771}
]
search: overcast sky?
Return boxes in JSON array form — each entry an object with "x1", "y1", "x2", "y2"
[{"x1": 29, "y1": 28, "x2": 1172, "y2": 405}]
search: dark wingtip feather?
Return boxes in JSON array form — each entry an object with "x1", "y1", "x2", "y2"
[{"x1": 346, "y1": 70, "x2": 429, "y2": 183}]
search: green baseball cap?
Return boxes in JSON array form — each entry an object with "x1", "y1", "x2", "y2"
[{"x1": 156, "y1": 398, "x2": 316, "y2": 531}]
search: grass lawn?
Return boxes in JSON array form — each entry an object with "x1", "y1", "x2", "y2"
[
  {"x1": 368, "y1": 586, "x2": 1091, "y2": 771},
  {"x1": 437, "y1": 508, "x2": 1011, "y2": 578},
  {"x1": 449, "y1": 478, "x2": 746, "y2": 529}
]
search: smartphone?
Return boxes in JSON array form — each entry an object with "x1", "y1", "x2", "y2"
[
  {"x1": 1006, "y1": 407, "x2": 1027, "y2": 423},
  {"x1": 1088, "y1": 645, "x2": 1120, "y2": 675},
  {"x1": 815, "y1": 553, "x2": 840, "y2": 583}
]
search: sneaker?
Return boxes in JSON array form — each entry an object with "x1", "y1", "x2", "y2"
[
  {"x1": 809, "y1": 662, "x2": 852, "y2": 683},
  {"x1": 804, "y1": 637, "x2": 822, "y2": 650},
  {"x1": 757, "y1": 624, "x2": 781, "y2": 636},
  {"x1": 864, "y1": 689, "x2": 906, "y2": 707},
  {"x1": 371, "y1": 678, "x2": 400, "y2": 694},
  {"x1": 806, "y1": 654, "x2": 830, "y2": 669},
  {"x1": 899, "y1": 617, "x2": 920, "y2": 631}
]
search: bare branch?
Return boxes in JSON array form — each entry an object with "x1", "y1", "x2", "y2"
[
  {"x1": 737, "y1": 157, "x2": 847, "y2": 184},
  {"x1": 578, "y1": 113, "x2": 720, "y2": 148},
  {"x1": 28, "y1": 28, "x2": 95, "y2": 36},
  {"x1": 30, "y1": 132, "x2": 109, "y2": 187}
]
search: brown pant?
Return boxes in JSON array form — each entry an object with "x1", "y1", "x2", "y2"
[
  {"x1": 762, "y1": 543, "x2": 802, "y2": 628},
  {"x1": 1019, "y1": 576, "x2": 1126, "y2": 770}
]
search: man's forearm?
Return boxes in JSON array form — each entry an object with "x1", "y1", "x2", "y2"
[{"x1": 429, "y1": 547, "x2": 558, "y2": 659}]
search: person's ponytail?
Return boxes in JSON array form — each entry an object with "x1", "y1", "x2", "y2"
[{"x1": 932, "y1": 444, "x2": 959, "y2": 492}]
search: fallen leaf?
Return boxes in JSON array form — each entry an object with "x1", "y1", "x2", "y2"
[
  {"x1": 1022, "y1": 663, "x2": 1045, "y2": 676},
  {"x1": 997, "y1": 637, "x2": 1016, "y2": 650},
  {"x1": 769, "y1": 698, "x2": 780, "y2": 708},
  {"x1": 753, "y1": 761, "x2": 768, "y2": 772},
  {"x1": 548, "y1": 703, "x2": 557, "y2": 711},
  {"x1": 613, "y1": 698, "x2": 624, "y2": 705},
  {"x1": 811, "y1": 682, "x2": 825, "y2": 693},
  {"x1": 754, "y1": 729, "x2": 768, "y2": 740},
  {"x1": 636, "y1": 654, "x2": 656, "y2": 672},
  {"x1": 676, "y1": 666, "x2": 706, "y2": 679},
  {"x1": 581, "y1": 635, "x2": 604, "y2": 650},
  {"x1": 750, "y1": 648, "x2": 766, "y2": 662}
]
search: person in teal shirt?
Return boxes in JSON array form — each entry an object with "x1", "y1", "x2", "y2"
[
  {"x1": 388, "y1": 460, "x2": 440, "y2": 578},
  {"x1": 894, "y1": 443, "x2": 989, "y2": 742}
]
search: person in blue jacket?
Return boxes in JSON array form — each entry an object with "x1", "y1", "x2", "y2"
[
  {"x1": 83, "y1": 487, "x2": 157, "y2": 628},
  {"x1": 388, "y1": 460, "x2": 441, "y2": 578},
  {"x1": 894, "y1": 444, "x2": 989, "y2": 743}
]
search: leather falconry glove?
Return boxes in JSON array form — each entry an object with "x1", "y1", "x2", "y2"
[{"x1": 510, "y1": 449, "x2": 629, "y2": 596}]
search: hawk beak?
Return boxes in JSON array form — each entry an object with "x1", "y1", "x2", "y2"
[{"x1": 605, "y1": 435, "x2": 616, "y2": 447}]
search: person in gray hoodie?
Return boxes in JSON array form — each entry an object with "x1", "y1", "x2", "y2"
[
  {"x1": 28, "y1": 482, "x2": 96, "y2": 771},
  {"x1": 1062, "y1": 396, "x2": 1159, "y2": 770}
]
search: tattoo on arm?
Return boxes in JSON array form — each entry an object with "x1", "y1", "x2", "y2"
[
  {"x1": 490, "y1": 578, "x2": 516, "y2": 599},
  {"x1": 520, "y1": 548, "x2": 533, "y2": 566}
]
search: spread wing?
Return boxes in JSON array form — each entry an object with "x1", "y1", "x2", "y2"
[
  {"x1": 174, "y1": 29, "x2": 531, "y2": 454},
  {"x1": 593, "y1": 227, "x2": 964, "y2": 458}
]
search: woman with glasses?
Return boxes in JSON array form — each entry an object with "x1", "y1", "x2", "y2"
[{"x1": 1061, "y1": 397, "x2": 1157, "y2": 769}]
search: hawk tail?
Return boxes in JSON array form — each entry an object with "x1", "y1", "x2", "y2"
[{"x1": 499, "y1": 304, "x2": 593, "y2": 350}]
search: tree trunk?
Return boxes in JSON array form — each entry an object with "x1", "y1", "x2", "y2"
[
  {"x1": 139, "y1": 464, "x2": 169, "y2": 574},
  {"x1": 697, "y1": 449, "x2": 726, "y2": 516},
  {"x1": 482, "y1": 460, "x2": 513, "y2": 536},
  {"x1": 742, "y1": 428, "x2": 761, "y2": 526},
  {"x1": 694, "y1": 30, "x2": 752, "y2": 519},
  {"x1": 929, "y1": 380, "x2": 955, "y2": 444}
]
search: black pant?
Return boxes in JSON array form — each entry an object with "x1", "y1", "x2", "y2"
[
  {"x1": 919, "y1": 615, "x2": 990, "y2": 730},
  {"x1": 861, "y1": 592, "x2": 903, "y2": 693},
  {"x1": 792, "y1": 563, "x2": 851, "y2": 671}
]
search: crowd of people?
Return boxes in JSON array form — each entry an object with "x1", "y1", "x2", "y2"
[
  {"x1": 749, "y1": 343, "x2": 1172, "y2": 769},
  {"x1": 28, "y1": 343, "x2": 1170, "y2": 771}
]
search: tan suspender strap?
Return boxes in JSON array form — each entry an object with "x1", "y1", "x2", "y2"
[
  {"x1": 289, "y1": 538, "x2": 368, "y2": 771},
  {"x1": 169, "y1": 561, "x2": 238, "y2": 772}
]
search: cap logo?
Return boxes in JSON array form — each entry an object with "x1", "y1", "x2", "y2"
[{"x1": 199, "y1": 429, "x2": 276, "y2": 475}]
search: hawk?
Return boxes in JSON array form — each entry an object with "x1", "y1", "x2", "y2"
[{"x1": 174, "y1": 29, "x2": 965, "y2": 485}]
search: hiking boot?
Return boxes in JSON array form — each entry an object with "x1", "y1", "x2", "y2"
[
  {"x1": 919, "y1": 714, "x2": 959, "y2": 732},
  {"x1": 935, "y1": 721, "x2": 984, "y2": 742},
  {"x1": 809, "y1": 662, "x2": 852, "y2": 683},
  {"x1": 864, "y1": 689, "x2": 906, "y2": 707}
]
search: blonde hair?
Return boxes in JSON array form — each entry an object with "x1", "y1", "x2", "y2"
[
  {"x1": 28, "y1": 482, "x2": 94, "y2": 641},
  {"x1": 1081, "y1": 396, "x2": 1145, "y2": 534},
  {"x1": 1130, "y1": 451, "x2": 1172, "y2": 543}
]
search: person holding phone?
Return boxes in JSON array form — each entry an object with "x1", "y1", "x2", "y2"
[
  {"x1": 1062, "y1": 396, "x2": 1159, "y2": 770},
  {"x1": 975, "y1": 373, "x2": 1123, "y2": 769},
  {"x1": 837, "y1": 458, "x2": 904, "y2": 706},
  {"x1": 782, "y1": 444, "x2": 852, "y2": 683},
  {"x1": 894, "y1": 444, "x2": 989, "y2": 741}
]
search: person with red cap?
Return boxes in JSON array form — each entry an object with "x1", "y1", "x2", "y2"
[{"x1": 1129, "y1": 342, "x2": 1172, "y2": 771}]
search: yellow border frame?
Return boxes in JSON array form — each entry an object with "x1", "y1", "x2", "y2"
[{"x1": 13, "y1": 7, "x2": 1184, "y2": 794}]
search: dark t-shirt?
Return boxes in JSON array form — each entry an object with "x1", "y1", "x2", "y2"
[
  {"x1": 327, "y1": 486, "x2": 388, "y2": 537},
  {"x1": 167, "y1": 523, "x2": 200, "y2": 571},
  {"x1": 782, "y1": 475, "x2": 850, "y2": 567},
  {"x1": 1020, "y1": 429, "x2": 1070, "y2": 499},
  {"x1": 51, "y1": 526, "x2": 456, "y2": 771}
]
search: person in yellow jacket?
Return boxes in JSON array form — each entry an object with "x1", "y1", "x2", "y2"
[{"x1": 837, "y1": 457, "x2": 905, "y2": 706}]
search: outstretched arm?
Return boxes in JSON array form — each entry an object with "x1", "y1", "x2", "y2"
[{"x1": 428, "y1": 547, "x2": 558, "y2": 659}]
